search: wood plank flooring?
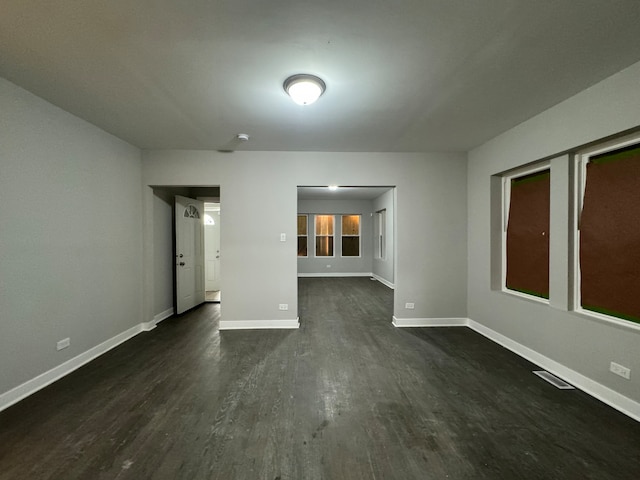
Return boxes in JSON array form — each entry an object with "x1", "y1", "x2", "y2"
[{"x1": 1, "y1": 277, "x2": 639, "y2": 479}]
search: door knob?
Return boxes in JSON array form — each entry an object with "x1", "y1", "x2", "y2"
[
  {"x1": 179, "y1": 262, "x2": 185, "y2": 266},
  {"x1": 179, "y1": 254, "x2": 184, "y2": 258}
]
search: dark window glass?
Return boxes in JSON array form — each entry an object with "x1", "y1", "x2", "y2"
[
  {"x1": 298, "y1": 237, "x2": 307, "y2": 257},
  {"x1": 342, "y1": 237, "x2": 359, "y2": 257},
  {"x1": 297, "y1": 215, "x2": 308, "y2": 257},
  {"x1": 316, "y1": 236, "x2": 334, "y2": 257},
  {"x1": 341, "y1": 215, "x2": 360, "y2": 257}
]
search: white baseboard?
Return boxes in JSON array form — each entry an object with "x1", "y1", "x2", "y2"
[
  {"x1": 154, "y1": 307, "x2": 174, "y2": 325},
  {"x1": 142, "y1": 307, "x2": 175, "y2": 331},
  {"x1": 298, "y1": 272, "x2": 372, "y2": 278},
  {"x1": 141, "y1": 321, "x2": 156, "y2": 331},
  {"x1": 0, "y1": 324, "x2": 143, "y2": 413},
  {"x1": 467, "y1": 319, "x2": 640, "y2": 423},
  {"x1": 5, "y1": 312, "x2": 637, "y2": 424},
  {"x1": 392, "y1": 316, "x2": 468, "y2": 327},
  {"x1": 219, "y1": 318, "x2": 300, "y2": 330},
  {"x1": 391, "y1": 315, "x2": 640, "y2": 422},
  {"x1": 371, "y1": 273, "x2": 395, "y2": 289}
]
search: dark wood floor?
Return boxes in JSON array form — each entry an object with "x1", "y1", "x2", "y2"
[{"x1": 1, "y1": 277, "x2": 640, "y2": 479}]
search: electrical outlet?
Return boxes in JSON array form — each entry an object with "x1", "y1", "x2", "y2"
[
  {"x1": 279, "y1": 304, "x2": 288, "y2": 311},
  {"x1": 610, "y1": 362, "x2": 631, "y2": 380},
  {"x1": 57, "y1": 338, "x2": 70, "y2": 351},
  {"x1": 326, "y1": 264, "x2": 331, "y2": 268},
  {"x1": 405, "y1": 302, "x2": 415, "y2": 310}
]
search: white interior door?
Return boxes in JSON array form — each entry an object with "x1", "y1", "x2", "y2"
[
  {"x1": 175, "y1": 195, "x2": 205, "y2": 314},
  {"x1": 204, "y1": 205, "x2": 221, "y2": 292}
]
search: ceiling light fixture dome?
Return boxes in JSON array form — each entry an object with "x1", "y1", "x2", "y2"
[{"x1": 283, "y1": 74, "x2": 326, "y2": 105}]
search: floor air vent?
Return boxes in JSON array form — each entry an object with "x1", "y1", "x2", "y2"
[{"x1": 533, "y1": 370, "x2": 575, "y2": 389}]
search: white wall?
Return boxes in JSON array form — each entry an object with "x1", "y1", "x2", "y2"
[
  {"x1": 0, "y1": 77, "x2": 143, "y2": 404},
  {"x1": 372, "y1": 188, "x2": 395, "y2": 286},
  {"x1": 468, "y1": 61, "x2": 640, "y2": 408},
  {"x1": 297, "y1": 199, "x2": 373, "y2": 275},
  {"x1": 142, "y1": 151, "x2": 468, "y2": 326}
]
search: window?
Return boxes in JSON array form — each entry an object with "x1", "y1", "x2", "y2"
[
  {"x1": 183, "y1": 204, "x2": 200, "y2": 218},
  {"x1": 375, "y1": 209, "x2": 386, "y2": 259},
  {"x1": 315, "y1": 215, "x2": 334, "y2": 257},
  {"x1": 297, "y1": 215, "x2": 308, "y2": 257},
  {"x1": 503, "y1": 165, "x2": 550, "y2": 300},
  {"x1": 575, "y1": 136, "x2": 640, "y2": 324},
  {"x1": 341, "y1": 215, "x2": 361, "y2": 257}
]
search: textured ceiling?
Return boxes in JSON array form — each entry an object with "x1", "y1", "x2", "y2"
[{"x1": 2, "y1": 0, "x2": 640, "y2": 152}]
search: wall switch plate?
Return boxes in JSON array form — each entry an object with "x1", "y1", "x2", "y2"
[
  {"x1": 405, "y1": 302, "x2": 415, "y2": 309},
  {"x1": 280, "y1": 233, "x2": 286, "y2": 242},
  {"x1": 279, "y1": 304, "x2": 288, "y2": 310},
  {"x1": 57, "y1": 338, "x2": 70, "y2": 351},
  {"x1": 610, "y1": 362, "x2": 631, "y2": 380}
]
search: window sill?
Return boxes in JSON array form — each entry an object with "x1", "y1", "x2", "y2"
[
  {"x1": 500, "y1": 288, "x2": 550, "y2": 306},
  {"x1": 572, "y1": 307, "x2": 640, "y2": 332}
]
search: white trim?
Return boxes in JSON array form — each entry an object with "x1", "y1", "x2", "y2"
[
  {"x1": 0, "y1": 324, "x2": 143, "y2": 413},
  {"x1": 141, "y1": 321, "x2": 156, "y2": 331},
  {"x1": 154, "y1": 307, "x2": 174, "y2": 324},
  {"x1": 340, "y1": 214, "x2": 361, "y2": 258},
  {"x1": 375, "y1": 209, "x2": 386, "y2": 260},
  {"x1": 390, "y1": 315, "x2": 640, "y2": 422},
  {"x1": 219, "y1": 318, "x2": 300, "y2": 330},
  {"x1": 392, "y1": 316, "x2": 468, "y2": 328},
  {"x1": 503, "y1": 289, "x2": 549, "y2": 305},
  {"x1": 572, "y1": 132, "x2": 640, "y2": 328},
  {"x1": 467, "y1": 319, "x2": 640, "y2": 423},
  {"x1": 298, "y1": 272, "x2": 373, "y2": 278},
  {"x1": 500, "y1": 161, "x2": 551, "y2": 301},
  {"x1": 141, "y1": 307, "x2": 175, "y2": 331},
  {"x1": 573, "y1": 307, "x2": 640, "y2": 333},
  {"x1": 371, "y1": 273, "x2": 394, "y2": 289}
]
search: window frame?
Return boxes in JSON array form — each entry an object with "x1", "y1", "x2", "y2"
[
  {"x1": 572, "y1": 132, "x2": 640, "y2": 330},
  {"x1": 340, "y1": 214, "x2": 361, "y2": 258},
  {"x1": 297, "y1": 214, "x2": 308, "y2": 258},
  {"x1": 501, "y1": 161, "x2": 551, "y2": 304},
  {"x1": 375, "y1": 209, "x2": 386, "y2": 260},
  {"x1": 314, "y1": 214, "x2": 335, "y2": 258}
]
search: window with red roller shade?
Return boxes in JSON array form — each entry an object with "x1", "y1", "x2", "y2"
[
  {"x1": 576, "y1": 138, "x2": 640, "y2": 324},
  {"x1": 504, "y1": 168, "x2": 551, "y2": 299}
]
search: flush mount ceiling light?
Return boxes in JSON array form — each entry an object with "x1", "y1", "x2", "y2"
[{"x1": 283, "y1": 74, "x2": 326, "y2": 105}]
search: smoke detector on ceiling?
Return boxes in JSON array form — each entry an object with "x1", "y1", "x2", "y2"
[{"x1": 236, "y1": 133, "x2": 250, "y2": 141}]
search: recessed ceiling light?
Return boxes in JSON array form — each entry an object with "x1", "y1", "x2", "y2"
[
  {"x1": 328, "y1": 185, "x2": 339, "y2": 191},
  {"x1": 283, "y1": 74, "x2": 326, "y2": 105}
]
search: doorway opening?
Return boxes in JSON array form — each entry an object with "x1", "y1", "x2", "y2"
[
  {"x1": 296, "y1": 186, "x2": 396, "y2": 290},
  {"x1": 150, "y1": 186, "x2": 220, "y2": 319}
]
